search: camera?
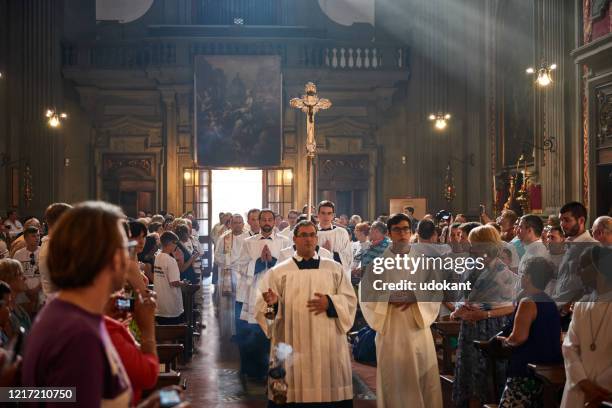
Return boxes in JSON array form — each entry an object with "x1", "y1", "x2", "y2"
[{"x1": 115, "y1": 297, "x2": 134, "y2": 312}]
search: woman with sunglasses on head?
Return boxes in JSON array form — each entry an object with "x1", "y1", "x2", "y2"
[{"x1": 451, "y1": 225, "x2": 518, "y2": 407}]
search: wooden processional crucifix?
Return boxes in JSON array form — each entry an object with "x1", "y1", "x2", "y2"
[{"x1": 289, "y1": 82, "x2": 332, "y2": 219}]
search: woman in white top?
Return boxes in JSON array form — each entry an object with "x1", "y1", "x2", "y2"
[{"x1": 561, "y1": 246, "x2": 612, "y2": 407}]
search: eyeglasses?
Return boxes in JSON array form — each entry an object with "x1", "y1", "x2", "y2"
[
  {"x1": 390, "y1": 226, "x2": 411, "y2": 234},
  {"x1": 296, "y1": 233, "x2": 317, "y2": 238}
]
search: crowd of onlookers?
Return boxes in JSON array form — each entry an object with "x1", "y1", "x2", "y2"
[
  {"x1": 236, "y1": 202, "x2": 610, "y2": 407},
  {"x1": 0, "y1": 204, "x2": 195, "y2": 407},
  {"x1": 0, "y1": 199, "x2": 611, "y2": 407}
]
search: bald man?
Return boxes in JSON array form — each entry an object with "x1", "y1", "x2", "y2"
[{"x1": 592, "y1": 216, "x2": 612, "y2": 247}]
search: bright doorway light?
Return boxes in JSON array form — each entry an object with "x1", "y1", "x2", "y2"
[{"x1": 212, "y1": 169, "x2": 262, "y2": 221}]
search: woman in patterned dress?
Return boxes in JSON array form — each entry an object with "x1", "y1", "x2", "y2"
[{"x1": 451, "y1": 225, "x2": 518, "y2": 407}]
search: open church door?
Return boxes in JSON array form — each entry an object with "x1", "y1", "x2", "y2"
[{"x1": 183, "y1": 168, "x2": 213, "y2": 278}]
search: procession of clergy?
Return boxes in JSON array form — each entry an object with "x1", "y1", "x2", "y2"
[{"x1": 210, "y1": 200, "x2": 612, "y2": 408}]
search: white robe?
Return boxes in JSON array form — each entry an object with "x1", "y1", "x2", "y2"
[
  {"x1": 255, "y1": 256, "x2": 357, "y2": 403},
  {"x1": 560, "y1": 292, "x2": 612, "y2": 408},
  {"x1": 359, "y1": 246, "x2": 443, "y2": 408},
  {"x1": 278, "y1": 226, "x2": 294, "y2": 240},
  {"x1": 214, "y1": 230, "x2": 249, "y2": 337},
  {"x1": 238, "y1": 232, "x2": 291, "y2": 323},
  {"x1": 317, "y1": 226, "x2": 353, "y2": 280},
  {"x1": 278, "y1": 245, "x2": 333, "y2": 263}
]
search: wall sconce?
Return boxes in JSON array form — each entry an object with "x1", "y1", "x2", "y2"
[
  {"x1": 428, "y1": 112, "x2": 451, "y2": 130},
  {"x1": 526, "y1": 63, "x2": 557, "y2": 87},
  {"x1": 45, "y1": 108, "x2": 68, "y2": 128}
]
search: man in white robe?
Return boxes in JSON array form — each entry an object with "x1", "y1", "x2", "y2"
[
  {"x1": 359, "y1": 213, "x2": 443, "y2": 408},
  {"x1": 237, "y1": 209, "x2": 291, "y2": 379},
  {"x1": 278, "y1": 209, "x2": 300, "y2": 240},
  {"x1": 256, "y1": 220, "x2": 357, "y2": 406},
  {"x1": 317, "y1": 201, "x2": 353, "y2": 280},
  {"x1": 214, "y1": 214, "x2": 249, "y2": 339},
  {"x1": 236, "y1": 209, "x2": 262, "y2": 311}
]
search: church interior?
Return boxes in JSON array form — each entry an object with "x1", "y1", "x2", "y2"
[{"x1": 0, "y1": 0, "x2": 611, "y2": 407}]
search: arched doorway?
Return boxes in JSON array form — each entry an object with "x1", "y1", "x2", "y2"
[{"x1": 102, "y1": 155, "x2": 157, "y2": 217}]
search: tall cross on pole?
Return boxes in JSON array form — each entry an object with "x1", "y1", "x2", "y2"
[{"x1": 290, "y1": 82, "x2": 332, "y2": 220}]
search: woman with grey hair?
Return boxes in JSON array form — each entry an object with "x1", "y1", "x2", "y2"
[{"x1": 451, "y1": 225, "x2": 518, "y2": 407}]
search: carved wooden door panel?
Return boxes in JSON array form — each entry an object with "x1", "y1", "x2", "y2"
[{"x1": 317, "y1": 154, "x2": 369, "y2": 217}]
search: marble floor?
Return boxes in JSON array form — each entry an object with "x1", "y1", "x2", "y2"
[{"x1": 181, "y1": 283, "x2": 377, "y2": 407}]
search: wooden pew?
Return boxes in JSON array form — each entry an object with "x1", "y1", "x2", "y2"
[
  {"x1": 157, "y1": 343, "x2": 184, "y2": 372},
  {"x1": 181, "y1": 283, "x2": 201, "y2": 358},
  {"x1": 440, "y1": 374, "x2": 455, "y2": 408},
  {"x1": 143, "y1": 344, "x2": 185, "y2": 395},
  {"x1": 528, "y1": 363, "x2": 565, "y2": 408},
  {"x1": 473, "y1": 339, "x2": 511, "y2": 404},
  {"x1": 155, "y1": 324, "x2": 188, "y2": 343},
  {"x1": 432, "y1": 321, "x2": 460, "y2": 375}
]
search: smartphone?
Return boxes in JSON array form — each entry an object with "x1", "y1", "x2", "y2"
[
  {"x1": 159, "y1": 389, "x2": 182, "y2": 408},
  {"x1": 115, "y1": 297, "x2": 134, "y2": 312}
]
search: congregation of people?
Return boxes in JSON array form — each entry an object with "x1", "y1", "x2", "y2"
[
  {"x1": 0, "y1": 199, "x2": 611, "y2": 407},
  {"x1": 206, "y1": 201, "x2": 612, "y2": 407}
]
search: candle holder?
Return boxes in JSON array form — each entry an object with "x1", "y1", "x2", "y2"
[{"x1": 515, "y1": 170, "x2": 531, "y2": 215}]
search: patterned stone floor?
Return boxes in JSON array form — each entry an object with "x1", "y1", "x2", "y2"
[{"x1": 181, "y1": 282, "x2": 377, "y2": 407}]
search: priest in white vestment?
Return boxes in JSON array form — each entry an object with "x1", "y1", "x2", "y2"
[
  {"x1": 316, "y1": 201, "x2": 353, "y2": 280},
  {"x1": 237, "y1": 209, "x2": 292, "y2": 379},
  {"x1": 359, "y1": 213, "x2": 443, "y2": 408},
  {"x1": 256, "y1": 220, "x2": 357, "y2": 407},
  {"x1": 561, "y1": 246, "x2": 612, "y2": 408},
  {"x1": 214, "y1": 214, "x2": 249, "y2": 339}
]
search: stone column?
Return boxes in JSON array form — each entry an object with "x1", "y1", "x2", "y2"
[
  {"x1": 5, "y1": 0, "x2": 63, "y2": 215},
  {"x1": 161, "y1": 88, "x2": 178, "y2": 214},
  {"x1": 537, "y1": 0, "x2": 572, "y2": 213}
]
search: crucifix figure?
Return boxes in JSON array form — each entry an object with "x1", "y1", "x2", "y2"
[{"x1": 290, "y1": 82, "x2": 332, "y2": 219}]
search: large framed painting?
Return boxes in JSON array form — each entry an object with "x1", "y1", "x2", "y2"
[{"x1": 194, "y1": 55, "x2": 282, "y2": 167}]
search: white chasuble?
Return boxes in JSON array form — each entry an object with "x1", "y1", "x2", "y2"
[
  {"x1": 255, "y1": 257, "x2": 357, "y2": 403},
  {"x1": 317, "y1": 226, "x2": 353, "y2": 280},
  {"x1": 359, "y1": 246, "x2": 443, "y2": 408}
]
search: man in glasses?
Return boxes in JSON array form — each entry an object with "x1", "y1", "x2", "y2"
[
  {"x1": 13, "y1": 226, "x2": 42, "y2": 309},
  {"x1": 257, "y1": 220, "x2": 357, "y2": 407},
  {"x1": 360, "y1": 213, "x2": 443, "y2": 408}
]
